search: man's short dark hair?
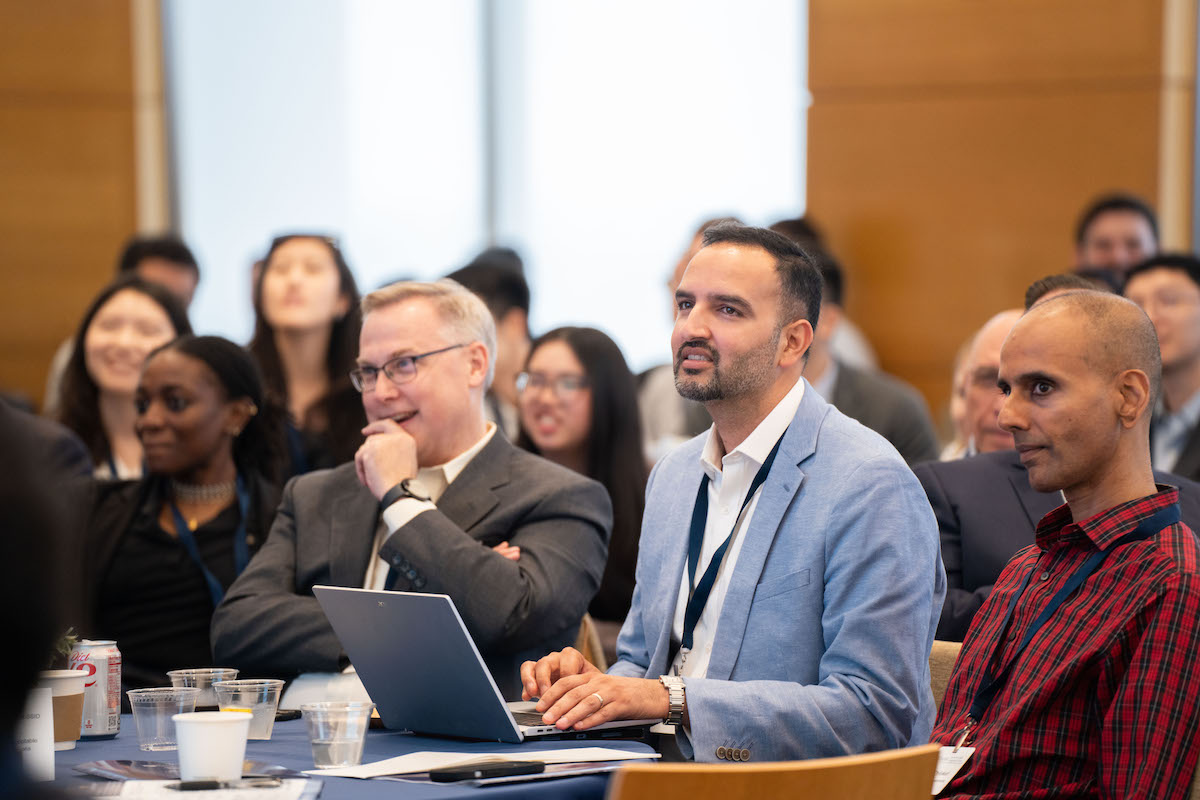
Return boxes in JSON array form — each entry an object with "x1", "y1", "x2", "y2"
[
  {"x1": 445, "y1": 260, "x2": 531, "y2": 322},
  {"x1": 1074, "y1": 193, "x2": 1159, "y2": 246},
  {"x1": 1024, "y1": 273, "x2": 1112, "y2": 310},
  {"x1": 1124, "y1": 253, "x2": 1200, "y2": 291},
  {"x1": 701, "y1": 222, "x2": 823, "y2": 330},
  {"x1": 116, "y1": 234, "x2": 200, "y2": 277}
]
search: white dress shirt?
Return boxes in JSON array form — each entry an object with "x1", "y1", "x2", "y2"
[
  {"x1": 669, "y1": 377, "x2": 806, "y2": 678},
  {"x1": 362, "y1": 423, "x2": 497, "y2": 589}
]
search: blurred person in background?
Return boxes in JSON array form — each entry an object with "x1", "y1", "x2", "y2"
[
  {"x1": 940, "y1": 336, "x2": 974, "y2": 460},
  {"x1": 82, "y1": 335, "x2": 283, "y2": 692},
  {"x1": 1072, "y1": 192, "x2": 1159, "y2": 290},
  {"x1": 956, "y1": 309, "x2": 1022, "y2": 457},
  {"x1": 57, "y1": 275, "x2": 192, "y2": 478},
  {"x1": 44, "y1": 235, "x2": 200, "y2": 417},
  {"x1": 771, "y1": 227, "x2": 939, "y2": 465},
  {"x1": 249, "y1": 234, "x2": 364, "y2": 477},
  {"x1": 638, "y1": 218, "x2": 733, "y2": 463},
  {"x1": 1123, "y1": 254, "x2": 1200, "y2": 481},
  {"x1": 515, "y1": 327, "x2": 648, "y2": 662},
  {"x1": 446, "y1": 249, "x2": 531, "y2": 440}
]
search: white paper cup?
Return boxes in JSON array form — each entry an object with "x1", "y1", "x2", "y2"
[
  {"x1": 174, "y1": 711, "x2": 251, "y2": 781},
  {"x1": 37, "y1": 670, "x2": 87, "y2": 751}
]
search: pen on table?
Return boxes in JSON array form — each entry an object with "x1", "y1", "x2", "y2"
[{"x1": 168, "y1": 777, "x2": 283, "y2": 791}]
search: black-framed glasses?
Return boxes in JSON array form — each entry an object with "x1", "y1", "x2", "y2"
[
  {"x1": 516, "y1": 372, "x2": 590, "y2": 398},
  {"x1": 349, "y1": 344, "x2": 466, "y2": 392}
]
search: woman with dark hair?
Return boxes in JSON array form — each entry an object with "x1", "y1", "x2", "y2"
[
  {"x1": 82, "y1": 335, "x2": 285, "y2": 691},
  {"x1": 248, "y1": 234, "x2": 365, "y2": 476},
  {"x1": 515, "y1": 327, "x2": 648, "y2": 646},
  {"x1": 58, "y1": 274, "x2": 192, "y2": 478}
]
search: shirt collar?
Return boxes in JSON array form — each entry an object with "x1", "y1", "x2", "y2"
[
  {"x1": 1035, "y1": 485, "x2": 1181, "y2": 553},
  {"x1": 412, "y1": 422, "x2": 496, "y2": 502},
  {"x1": 700, "y1": 377, "x2": 805, "y2": 477}
]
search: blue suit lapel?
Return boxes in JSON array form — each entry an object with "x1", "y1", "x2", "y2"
[
  {"x1": 705, "y1": 382, "x2": 824, "y2": 680},
  {"x1": 645, "y1": 460, "x2": 704, "y2": 676}
]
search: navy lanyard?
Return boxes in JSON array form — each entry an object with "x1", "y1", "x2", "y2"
[
  {"x1": 169, "y1": 475, "x2": 252, "y2": 608},
  {"x1": 959, "y1": 503, "x2": 1180, "y2": 741},
  {"x1": 679, "y1": 434, "x2": 786, "y2": 656}
]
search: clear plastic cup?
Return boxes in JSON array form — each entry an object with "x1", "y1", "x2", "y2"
[
  {"x1": 300, "y1": 702, "x2": 375, "y2": 768},
  {"x1": 212, "y1": 679, "x2": 284, "y2": 740},
  {"x1": 174, "y1": 711, "x2": 251, "y2": 781},
  {"x1": 167, "y1": 668, "x2": 239, "y2": 710},
  {"x1": 126, "y1": 687, "x2": 200, "y2": 751}
]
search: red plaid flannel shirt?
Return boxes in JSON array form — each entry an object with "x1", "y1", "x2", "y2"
[{"x1": 932, "y1": 487, "x2": 1200, "y2": 799}]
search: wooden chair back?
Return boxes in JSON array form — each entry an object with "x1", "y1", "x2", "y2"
[
  {"x1": 929, "y1": 639, "x2": 962, "y2": 710},
  {"x1": 574, "y1": 612, "x2": 608, "y2": 672},
  {"x1": 605, "y1": 743, "x2": 941, "y2": 800}
]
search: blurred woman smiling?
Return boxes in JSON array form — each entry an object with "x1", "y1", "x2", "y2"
[
  {"x1": 82, "y1": 335, "x2": 284, "y2": 690},
  {"x1": 516, "y1": 327, "x2": 647, "y2": 653},
  {"x1": 58, "y1": 275, "x2": 192, "y2": 478}
]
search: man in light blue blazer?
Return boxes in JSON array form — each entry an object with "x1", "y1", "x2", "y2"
[{"x1": 521, "y1": 222, "x2": 945, "y2": 762}]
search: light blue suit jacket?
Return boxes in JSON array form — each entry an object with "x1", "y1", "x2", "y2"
[{"x1": 610, "y1": 380, "x2": 945, "y2": 761}]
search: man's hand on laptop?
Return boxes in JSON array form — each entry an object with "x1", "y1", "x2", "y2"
[
  {"x1": 355, "y1": 418, "x2": 419, "y2": 498},
  {"x1": 520, "y1": 648, "x2": 669, "y2": 730}
]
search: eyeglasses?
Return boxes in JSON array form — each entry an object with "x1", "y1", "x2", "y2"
[
  {"x1": 349, "y1": 344, "x2": 466, "y2": 392},
  {"x1": 516, "y1": 372, "x2": 590, "y2": 397}
]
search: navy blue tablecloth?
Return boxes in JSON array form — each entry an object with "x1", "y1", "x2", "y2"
[{"x1": 53, "y1": 715, "x2": 657, "y2": 799}]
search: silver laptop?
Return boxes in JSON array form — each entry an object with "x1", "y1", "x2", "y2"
[{"x1": 313, "y1": 585, "x2": 656, "y2": 743}]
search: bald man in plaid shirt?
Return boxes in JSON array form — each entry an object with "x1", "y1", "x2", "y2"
[{"x1": 932, "y1": 290, "x2": 1200, "y2": 798}]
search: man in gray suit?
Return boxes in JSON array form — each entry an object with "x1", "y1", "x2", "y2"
[
  {"x1": 520, "y1": 224, "x2": 943, "y2": 762},
  {"x1": 212, "y1": 280, "x2": 611, "y2": 699},
  {"x1": 796, "y1": 245, "x2": 939, "y2": 465}
]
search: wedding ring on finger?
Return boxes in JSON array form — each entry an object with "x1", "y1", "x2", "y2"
[{"x1": 591, "y1": 692, "x2": 605, "y2": 708}]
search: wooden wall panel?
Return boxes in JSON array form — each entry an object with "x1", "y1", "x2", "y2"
[
  {"x1": 0, "y1": 1, "x2": 144, "y2": 410},
  {"x1": 808, "y1": 0, "x2": 1196, "y2": 431}
]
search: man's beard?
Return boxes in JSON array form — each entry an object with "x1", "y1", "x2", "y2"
[{"x1": 672, "y1": 331, "x2": 780, "y2": 402}]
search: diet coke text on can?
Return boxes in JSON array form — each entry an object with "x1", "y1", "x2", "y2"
[{"x1": 69, "y1": 640, "x2": 121, "y2": 739}]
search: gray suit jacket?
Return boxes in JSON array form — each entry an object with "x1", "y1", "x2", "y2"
[
  {"x1": 211, "y1": 434, "x2": 611, "y2": 700},
  {"x1": 829, "y1": 361, "x2": 940, "y2": 465}
]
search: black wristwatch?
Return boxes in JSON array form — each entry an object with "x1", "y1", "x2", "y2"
[{"x1": 379, "y1": 478, "x2": 431, "y2": 509}]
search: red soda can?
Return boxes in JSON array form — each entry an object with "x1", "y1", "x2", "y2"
[{"x1": 69, "y1": 639, "x2": 121, "y2": 739}]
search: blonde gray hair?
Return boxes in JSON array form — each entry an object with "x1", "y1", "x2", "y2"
[{"x1": 361, "y1": 279, "x2": 496, "y2": 388}]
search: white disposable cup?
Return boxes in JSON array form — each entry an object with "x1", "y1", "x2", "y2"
[
  {"x1": 167, "y1": 668, "x2": 239, "y2": 709},
  {"x1": 300, "y1": 701, "x2": 375, "y2": 768},
  {"x1": 38, "y1": 670, "x2": 87, "y2": 751},
  {"x1": 212, "y1": 679, "x2": 284, "y2": 740},
  {"x1": 174, "y1": 711, "x2": 251, "y2": 781}
]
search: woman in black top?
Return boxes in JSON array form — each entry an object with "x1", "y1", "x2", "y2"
[
  {"x1": 514, "y1": 327, "x2": 648, "y2": 657},
  {"x1": 83, "y1": 335, "x2": 285, "y2": 691}
]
